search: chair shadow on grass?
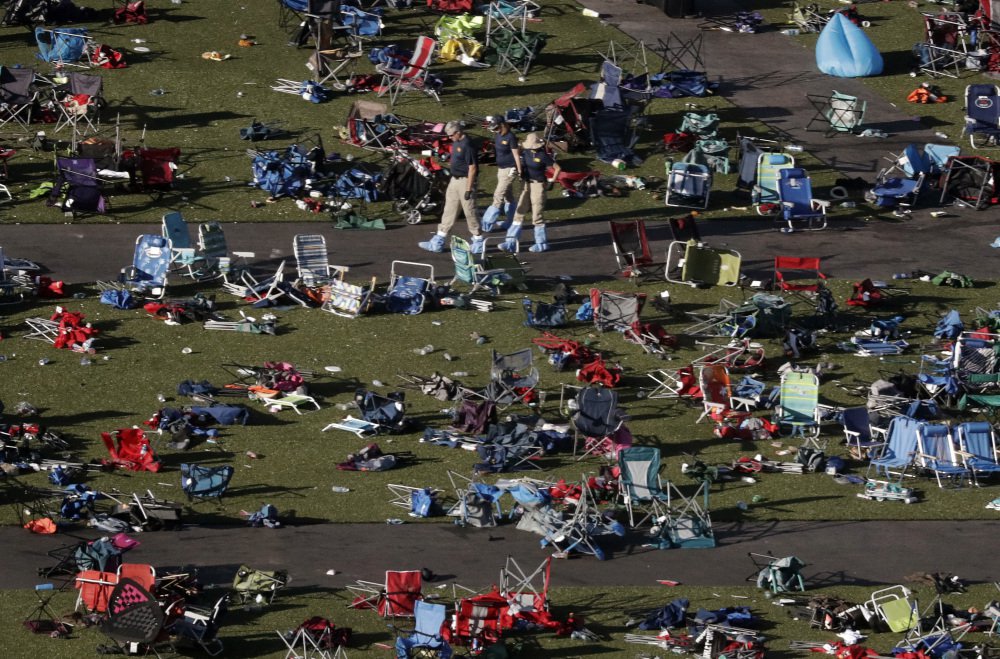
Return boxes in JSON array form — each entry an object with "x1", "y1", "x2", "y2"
[{"x1": 808, "y1": 569, "x2": 883, "y2": 588}]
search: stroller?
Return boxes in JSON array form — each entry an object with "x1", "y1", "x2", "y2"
[{"x1": 378, "y1": 153, "x2": 445, "y2": 224}]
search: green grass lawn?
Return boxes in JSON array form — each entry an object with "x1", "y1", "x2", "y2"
[
  {"x1": 3, "y1": 580, "x2": 996, "y2": 658},
  {"x1": 2, "y1": 274, "x2": 999, "y2": 529},
  {"x1": 0, "y1": 0, "x2": 901, "y2": 229}
]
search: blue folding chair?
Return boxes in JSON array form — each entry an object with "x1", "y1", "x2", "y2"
[
  {"x1": 868, "y1": 416, "x2": 920, "y2": 480},
  {"x1": 777, "y1": 168, "x2": 828, "y2": 232},
  {"x1": 915, "y1": 422, "x2": 971, "y2": 488},
  {"x1": 963, "y1": 84, "x2": 1000, "y2": 149},
  {"x1": 955, "y1": 421, "x2": 1000, "y2": 481},
  {"x1": 112, "y1": 234, "x2": 171, "y2": 300},
  {"x1": 386, "y1": 260, "x2": 433, "y2": 315},
  {"x1": 394, "y1": 600, "x2": 452, "y2": 658},
  {"x1": 665, "y1": 162, "x2": 711, "y2": 210},
  {"x1": 180, "y1": 464, "x2": 234, "y2": 502}
]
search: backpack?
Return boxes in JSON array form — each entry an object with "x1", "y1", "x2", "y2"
[{"x1": 796, "y1": 447, "x2": 825, "y2": 473}]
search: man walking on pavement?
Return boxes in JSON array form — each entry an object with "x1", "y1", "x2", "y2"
[
  {"x1": 499, "y1": 132, "x2": 560, "y2": 253},
  {"x1": 418, "y1": 121, "x2": 482, "y2": 253},
  {"x1": 482, "y1": 117, "x2": 521, "y2": 233}
]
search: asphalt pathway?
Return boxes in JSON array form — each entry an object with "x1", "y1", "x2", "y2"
[{"x1": 6, "y1": 520, "x2": 998, "y2": 591}]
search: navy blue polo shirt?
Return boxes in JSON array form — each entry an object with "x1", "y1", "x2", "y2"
[
  {"x1": 494, "y1": 131, "x2": 519, "y2": 168},
  {"x1": 521, "y1": 148, "x2": 554, "y2": 182},
  {"x1": 449, "y1": 135, "x2": 477, "y2": 178}
]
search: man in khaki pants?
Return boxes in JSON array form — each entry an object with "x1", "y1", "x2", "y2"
[
  {"x1": 481, "y1": 117, "x2": 521, "y2": 232},
  {"x1": 418, "y1": 121, "x2": 482, "y2": 253},
  {"x1": 499, "y1": 132, "x2": 560, "y2": 253}
]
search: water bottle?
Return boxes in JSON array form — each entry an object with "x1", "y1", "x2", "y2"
[
  {"x1": 742, "y1": 476, "x2": 756, "y2": 484},
  {"x1": 80, "y1": 357, "x2": 91, "y2": 366},
  {"x1": 181, "y1": 347, "x2": 192, "y2": 354},
  {"x1": 935, "y1": 132, "x2": 949, "y2": 140},
  {"x1": 386, "y1": 518, "x2": 404, "y2": 525},
  {"x1": 0, "y1": 355, "x2": 6, "y2": 362},
  {"x1": 149, "y1": 88, "x2": 166, "y2": 96},
  {"x1": 451, "y1": 371, "x2": 469, "y2": 377},
  {"x1": 38, "y1": 358, "x2": 49, "y2": 366},
  {"x1": 132, "y1": 38, "x2": 146, "y2": 44},
  {"x1": 157, "y1": 394, "x2": 166, "y2": 403},
  {"x1": 737, "y1": 501, "x2": 749, "y2": 511},
  {"x1": 780, "y1": 28, "x2": 800, "y2": 35},
  {"x1": 839, "y1": 201, "x2": 857, "y2": 208},
  {"x1": 443, "y1": 352, "x2": 454, "y2": 361},
  {"x1": 785, "y1": 144, "x2": 803, "y2": 153},
  {"x1": 372, "y1": 379, "x2": 384, "y2": 387}
]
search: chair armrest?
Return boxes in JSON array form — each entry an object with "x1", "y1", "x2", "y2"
[
  {"x1": 812, "y1": 199, "x2": 831, "y2": 210},
  {"x1": 843, "y1": 429, "x2": 860, "y2": 441},
  {"x1": 232, "y1": 251, "x2": 255, "y2": 259},
  {"x1": 174, "y1": 247, "x2": 195, "y2": 259}
]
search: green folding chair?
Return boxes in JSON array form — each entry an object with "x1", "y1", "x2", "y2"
[{"x1": 775, "y1": 370, "x2": 821, "y2": 442}]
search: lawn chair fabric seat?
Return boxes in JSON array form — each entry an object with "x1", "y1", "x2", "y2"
[
  {"x1": 98, "y1": 578, "x2": 165, "y2": 656},
  {"x1": 754, "y1": 554, "x2": 806, "y2": 593},
  {"x1": 395, "y1": 600, "x2": 452, "y2": 658},
  {"x1": 665, "y1": 162, "x2": 711, "y2": 209},
  {"x1": 775, "y1": 371, "x2": 820, "y2": 438},
  {"x1": 387, "y1": 260, "x2": 434, "y2": 315},
  {"x1": 777, "y1": 168, "x2": 828, "y2": 231},
  {"x1": 806, "y1": 90, "x2": 867, "y2": 136},
  {"x1": 231, "y1": 565, "x2": 288, "y2": 607},
  {"x1": 180, "y1": 464, "x2": 234, "y2": 501},
  {"x1": 955, "y1": 421, "x2": 1000, "y2": 478},
  {"x1": 377, "y1": 36, "x2": 440, "y2": 106},
  {"x1": 0, "y1": 66, "x2": 37, "y2": 132},
  {"x1": 869, "y1": 416, "x2": 921, "y2": 480},
  {"x1": 618, "y1": 445, "x2": 668, "y2": 528},
  {"x1": 665, "y1": 240, "x2": 741, "y2": 288}
]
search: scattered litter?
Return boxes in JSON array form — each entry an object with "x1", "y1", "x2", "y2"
[
  {"x1": 201, "y1": 51, "x2": 231, "y2": 62},
  {"x1": 657, "y1": 579, "x2": 681, "y2": 586},
  {"x1": 324, "y1": 365, "x2": 343, "y2": 373},
  {"x1": 326, "y1": 569, "x2": 337, "y2": 575}
]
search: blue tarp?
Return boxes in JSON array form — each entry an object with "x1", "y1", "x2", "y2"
[{"x1": 815, "y1": 13, "x2": 883, "y2": 77}]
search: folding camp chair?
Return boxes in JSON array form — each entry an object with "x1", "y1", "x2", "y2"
[
  {"x1": 186, "y1": 220, "x2": 254, "y2": 283},
  {"x1": 841, "y1": 406, "x2": 885, "y2": 459},
  {"x1": 349, "y1": 570, "x2": 423, "y2": 618},
  {"x1": 939, "y1": 154, "x2": 1000, "y2": 208},
  {"x1": 539, "y1": 473, "x2": 626, "y2": 560},
  {"x1": 491, "y1": 25, "x2": 546, "y2": 77},
  {"x1": 321, "y1": 273, "x2": 377, "y2": 318},
  {"x1": 24, "y1": 583, "x2": 72, "y2": 637},
  {"x1": 665, "y1": 240, "x2": 741, "y2": 288},
  {"x1": 394, "y1": 600, "x2": 453, "y2": 658},
  {"x1": 75, "y1": 570, "x2": 118, "y2": 613},
  {"x1": 618, "y1": 446, "x2": 669, "y2": 528},
  {"x1": 386, "y1": 260, "x2": 434, "y2": 315},
  {"x1": 293, "y1": 233, "x2": 347, "y2": 287},
  {"x1": 777, "y1": 168, "x2": 829, "y2": 232},
  {"x1": 172, "y1": 594, "x2": 227, "y2": 656},
  {"x1": 752, "y1": 152, "x2": 795, "y2": 212},
  {"x1": 101, "y1": 427, "x2": 162, "y2": 472},
  {"x1": 669, "y1": 213, "x2": 702, "y2": 243},
  {"x1": 138, "y1": 147, "x2": 181, "y2": 196},
  {"x1": 278, "y1": 617, "x2": 348, "y2": 659},
  {"x1": 49, "y1": 156, "x2": 109, "y2": 216},
  {"x1": 572, "y1": 384, "x2": 630, "y2": 459},
  {"x1": 805, "y1": 91, "x2": 867, "y2": 136},
  {"x1": 161, "y1": 211, "x2": 198, "y2": 274},
  {"x1": 918, "y1": 13, "x2": 970, "y2": 78},
  {"x1": 787, "y1": 2, "x2": 828, "y2": 33},
  {"x1": 868, "y1": 416, "x2": 920, "y2": 481},
  {"x1": 113, "y1": 234, "x2": 171, "y2": 300},
  {"x1": 773, "y1": 256, "x2": 827, "y2": 302},
  {"x1": 735, "y1": 134, "x2": 778, "y2": 191},
  {"x1": 307, "y1": 43, "x2": 363, "y2": 91},
  {"x1": 609, "y1": 219, "x2": 654, "y2": 280},
  {"x1": 0, "y1": 247, "x2": 31, "y2": 304},
  {"x1": 864, "y1": 585, "x2": 918, "y2": 633},
  {"x1": 51, "y1": 72, "x2": 103, "y2": 136},
  {"x1": 377, "y1": 36, "x2": 440, "y2": 106},
  {"x1": 450, "y1": 235, "x2": 510, "y2": 294},
  {"x1": 665, "y1": 162, "x2": 711, "y2": 209},
  {"x1": 450, "y1": 591, "x2": 509, "y2": 652},
  {"x1": 490, "y1": 348, "x2": 539, "y2": 411},
  {"x1": 0, "y1": 66, "x2": 36, "y2": 133},
  {"x1": 587, "y1": 289, "x2": 642, "y2": 334},
  {"x1": 499, "y1": 555, "x2": 552, "y2": 629},
  {"x1": 750, "y1": 553, "x2": 806, "y2": 594},
  {"x1": 915, "y1": 422, "x2": 972, "y2": 488},
  {"x1": 954, "y1": 421, "x2": 1000, "y2": 480},
  {"x1": 656, "y1": 32, "x2": 706, "y2": 74},
  {"x1": 642, "y1": 364, "x2": 702, "y2": 400},
  {"x1": 180, "y1": 463, "x2": 234, "y2": 502},
  {"x1": 774, "y1": 370, "x2": 821, "y2": 441},
  {"x1": 35, "y1": 27, "x2": 94, "y2": 69},
  {"x1": 231, "y1": 565, "x2": 289, "y2": 607},
  {"x1": 97, "y1": 578, "x2": 167, "y2": 658},
  {"x1": 222, "y1": 259, "x2": 287, "y2": 304},
  {"x1": 698, "y1": 363, "x2": 747, "y2": 424},
  {"x1": 963, "y1": 84, "x2": 1000, "y2": 148}
]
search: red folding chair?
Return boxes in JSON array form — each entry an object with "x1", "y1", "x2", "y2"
[
  {"x1": 376, "y1": 36, "x2": 440, "y2": 106},
  {"x1": 348, "y1": 569, "x2": 423, "y2": 618},
  {"x1": 773, "y1": 256, "x2": 827, "y2": 301},
  {"x1": 75, "y1": 570, "x2": 118, "y2": 613},
  {"x1": 610, "y1": 219, "x2": 654, "y2": 279},
  {"x1": 450, "y1": 589, "x2": 506, "y2": 650}
]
